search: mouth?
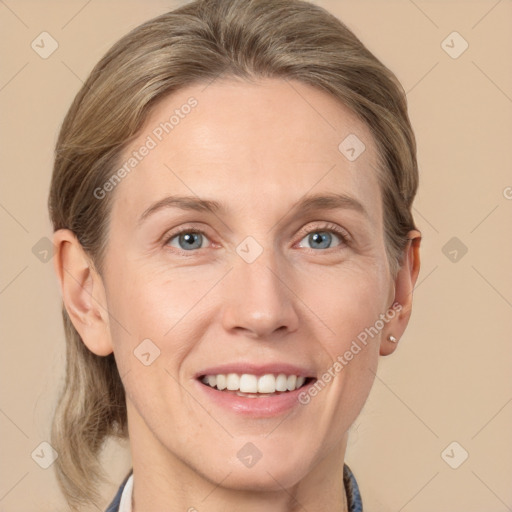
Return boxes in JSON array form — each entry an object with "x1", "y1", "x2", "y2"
[
  {"x1": 194, "y1": 363, "x2": 317, "y2": 416},
  {"x1": 199, "y1": 373, "x2": 315, "y2": 398},
  {"x1": 198, "y1": 372, "x2": 314, "y2": 398}
]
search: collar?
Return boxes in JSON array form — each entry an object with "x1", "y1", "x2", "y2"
[{"x1": 105, "y1": 463, "x2": 363, "y2": 512}]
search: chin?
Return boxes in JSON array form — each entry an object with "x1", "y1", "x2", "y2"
[
  {"x1": 220, "y1": 465, "x2": 307, "y2": 493},
  {"x1": 198, "y1": 447, "x2": 313, "y2": 492}
]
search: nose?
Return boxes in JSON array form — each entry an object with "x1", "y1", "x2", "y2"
[{"x1": 221, "y1": 251, "x2": 300, "y2": 339}]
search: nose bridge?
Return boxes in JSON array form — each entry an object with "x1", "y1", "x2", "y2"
[{"x1": 221, "y1": 243, "x2": 299, "y2": 338}]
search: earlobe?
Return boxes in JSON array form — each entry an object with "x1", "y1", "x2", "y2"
[
  {"x1": 380, "y1": 230, "x2": 422, "y2": 356},
  {"x1": 53, "y1": 229, "x2": 113, "y2": 356}
]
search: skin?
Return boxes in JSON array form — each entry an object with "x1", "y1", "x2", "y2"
[{"x1": 54, "y1": 78, "x2": 421, "y2": 512}]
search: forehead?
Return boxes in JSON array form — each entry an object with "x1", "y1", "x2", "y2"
[{"x1": 111, "y1": 77, "x2": 382, "y2": 226}]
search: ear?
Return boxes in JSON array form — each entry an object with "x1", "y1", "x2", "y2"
[
  {"x1": 53, "y1": 229, "x2": 113, "y2": 356},
  {"x1": 380, "y1": 230, "x2": 421, "y2": 356}
]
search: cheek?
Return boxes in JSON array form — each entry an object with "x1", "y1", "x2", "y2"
[
  {"x1": 302, "y1": 260, "x2": 390, "y2": 343},
  {"x1": 104, "y1": 262, "x2": 219, "y2": 374},
  {"x1": 332, "y1": 266, "x2": 388, "y2": 384},
  {"x1": 104, "y1": 271, "x2": 191, "y2": 416},
  {"x1": 105, "y1": 258, "x2": 195, "y2": 332},
  {"x1": 300, "y1": 259, "x2": 389, "y2": 409}
]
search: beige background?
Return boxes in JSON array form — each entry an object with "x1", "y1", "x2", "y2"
[{"x1": 1, "y1": 0, "x2": 511, "y2": 510}]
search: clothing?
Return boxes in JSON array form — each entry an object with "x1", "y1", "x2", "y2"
[{"x1": 105, "y1": 463, "x2": 363, "y2": 511}]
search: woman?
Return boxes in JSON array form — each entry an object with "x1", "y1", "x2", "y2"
[{"x1": 49, "y1": 0, "x2": 421, "y2": 510}]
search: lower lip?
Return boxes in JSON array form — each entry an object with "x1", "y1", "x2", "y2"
[{"x1": 195, "y1": 379, "x2": 314, "y2": 417}]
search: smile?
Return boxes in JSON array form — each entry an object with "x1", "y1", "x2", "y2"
[
  {"x1": 200, "y1": 373, "x2": 310, "y2": 396},
  {"x1": 195, "y1": 367, "x2": 317, "y2": 416}
]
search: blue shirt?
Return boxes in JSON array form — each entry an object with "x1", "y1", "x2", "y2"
[{"x1": 105, "y1": 463, "x2": 363, "y2": 511}]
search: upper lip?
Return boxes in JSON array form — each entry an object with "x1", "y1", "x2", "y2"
[{"x1": 195, "y1": 362, "x2": 316, "y2": 379}]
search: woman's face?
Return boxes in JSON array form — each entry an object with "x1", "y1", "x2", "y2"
[{"x1": 99, "y1": 78, "x2": 400, "y2": 489}]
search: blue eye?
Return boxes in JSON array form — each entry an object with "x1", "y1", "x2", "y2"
[
  {"x1": 164, "y1": 224, "x2": 348, "y2": 254},
  {"x1": 167, "y1": 231, "x2": 208, "y2": 251},
  {"x1": 298, "y1": 230, "x2": 344, "y2": 250}
]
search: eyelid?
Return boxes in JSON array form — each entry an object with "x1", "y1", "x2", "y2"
[
  {"x1": 294, "y1": 221, "x2": 352, "y2": 247},
  {"x1": 162, "y1": 223, "x2": 214, "y2": 248}
]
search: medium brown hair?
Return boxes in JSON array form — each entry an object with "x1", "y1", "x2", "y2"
[{"x1": 49, "y1": 0, "x2": 418, "y2": 509}]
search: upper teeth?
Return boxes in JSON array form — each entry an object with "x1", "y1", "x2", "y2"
[{"x1": 201, "y1": 373, "x2": 306, "y2": 393}]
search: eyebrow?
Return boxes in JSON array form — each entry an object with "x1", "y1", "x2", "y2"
[
  {"x1": 139, "y1": 195, "x2": 222, "y2": 224},
  {"x1": 138, "y1": 192, "x2": 369, "y2": 224}
]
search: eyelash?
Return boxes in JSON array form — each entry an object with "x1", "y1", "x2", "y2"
[
  {"x1": 295, "y1": 222, "x2": 351, "y2": 250},
  {"x1": 163, "y1": 222, "x2": 351, "y2": 255}
]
